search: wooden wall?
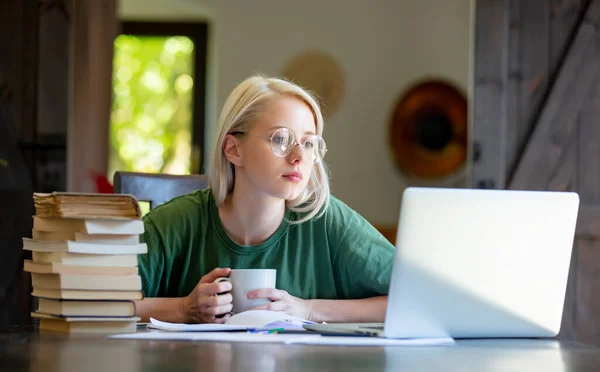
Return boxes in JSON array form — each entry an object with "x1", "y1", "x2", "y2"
[
  {"x1": 0, "y1": 0, "x2": 72, "y2": 327},
  {"x1": 473, "y1": 0, "x2": 600, "y2": 345},
  {"x1": 0, "y1": 0, "x2": 38, "y2": 327}
]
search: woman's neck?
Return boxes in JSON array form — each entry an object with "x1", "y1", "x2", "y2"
[{"x1": 218, "y1": 186, "x2": 286, "y2": 246}]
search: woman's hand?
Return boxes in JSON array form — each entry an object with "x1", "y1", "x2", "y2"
[
  {"x1": 247, "y1": 288, "x2": 312, "y2": 321},
  {"x1": 179, "y1": 267, "x2": 233, "y2": 323}
]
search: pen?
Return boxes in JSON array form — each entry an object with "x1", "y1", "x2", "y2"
[{"x1": 249, "y1": 328, "x2": 285, "y2": 334}]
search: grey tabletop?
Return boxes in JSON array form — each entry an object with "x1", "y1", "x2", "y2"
[{"x1": 1, "y1": 326, "x2": 600, "y2": 372}]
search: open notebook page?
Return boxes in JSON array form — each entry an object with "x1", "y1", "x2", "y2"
[{"x1": 148, "y1": 310, "x2": 316, "y2": 332}]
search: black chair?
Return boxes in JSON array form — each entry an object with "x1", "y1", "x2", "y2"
[{"x1": 113, "y1": 171, "x2": 209, "y2": 210}]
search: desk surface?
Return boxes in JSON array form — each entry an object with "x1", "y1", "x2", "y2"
[{"x1": 1, "y1": 327, "x2": 600, "y2": 372}]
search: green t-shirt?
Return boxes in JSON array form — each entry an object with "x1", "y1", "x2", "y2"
[{"x1": 139, "y1": 189, "x2": 395, "y2": 300}]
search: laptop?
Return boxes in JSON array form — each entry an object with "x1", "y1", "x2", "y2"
[{"x1": 304, "y1": 187, "x2": 580, "y2": 338}]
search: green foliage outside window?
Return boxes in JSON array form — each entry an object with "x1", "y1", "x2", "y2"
[{"x1": 108, "y1": 35, "x2": 195, "y2": 181}]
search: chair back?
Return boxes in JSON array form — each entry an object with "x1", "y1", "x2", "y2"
[{"x1": 113, "y1": 171, "x2": 209, "y2": 210}]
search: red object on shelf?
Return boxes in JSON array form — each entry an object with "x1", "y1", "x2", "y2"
[{"x1": 89, "y1": 170, "x2": 114, "y2": 194}]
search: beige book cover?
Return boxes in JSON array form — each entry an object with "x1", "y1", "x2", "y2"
[
  {"x1": 32, "y1": 288, "x2": 143, "y2": 301},
  {"x1": 32, "y1": 230, "x2": 140, "y2": 244},
  {"x1": 31, "y1": 273, "x2": 142, "y2": 291},
  {"x1": 33, "y1": 192, "x2": 142, "y2": 219},
  {"x1": 31, "y1": 251, "x2": 139, "y2": 267},
  {"x1": 22, "y1": 239, "x2": 147, "y2": 255},
  {"x1": 24, "y1": 260, "x2": 138, "y2": 275},
  {"x1": 36, "y1": 298, "x2": 136, "y2": 317},
  {"x1": 33, "y1": 216, "x2": 144, "y2": 234},
  {"x1": 32, "y1": 312, "x2": 140, "y2": 334}
]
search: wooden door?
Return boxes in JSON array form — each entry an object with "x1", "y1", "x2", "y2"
[{"x1": 473, "y1": 0, "x2": 600, "y2": 345}]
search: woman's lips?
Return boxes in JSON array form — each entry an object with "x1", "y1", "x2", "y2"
[{"x1": 283, "y1": 172, "x2": 303, "y2": 183}]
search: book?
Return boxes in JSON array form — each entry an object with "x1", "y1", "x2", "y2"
[
  {"x1": 147, "y1": 310, "x2": 315, "y2": 332},
  {"x1": 33, "y1": 216, "x2": 144, "y2": 234},
  {"x1": 23, "y1": 239, "x2": 147, "y2": 254},
  {"x1": 24, "y1": 191, "x2": 148, "y2": 334},
  {"x1": 33, "y1": 192, "x2": 142, "y2": 219},
  {"x1": 31, "y1": 273, "x2": 142, "y2": 291},
  {"x1": 24, "y1": 260, "x2": 138, "y2": 276},
  {"x1": 32, "y1": 313, "x2": 140, "y2": 334},
  {"x1": 32, "y1": 230, "x2": 139, "y2": 244},
  {"x1": 32, "y1": 251, "x2": 139, "y2": 267},
  {"x1": 32, "y1": 288, "x2": 143, "y2": 301},
  {"x1": 36, "y1": 298, "x2": 136, "y2": 317}
]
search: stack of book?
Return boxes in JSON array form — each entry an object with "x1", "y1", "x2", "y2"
[{"x1": 23, "y1": 192, "x2": 147, "y2": 334}]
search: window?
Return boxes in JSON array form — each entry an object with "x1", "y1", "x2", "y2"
[{"x1": 108, "y1": 22, "x2": 207, "y2": 181}]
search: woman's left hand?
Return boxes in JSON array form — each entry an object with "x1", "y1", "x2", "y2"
[{"x1": 247, "y1": 288, "x2": 312, "y2": 320}]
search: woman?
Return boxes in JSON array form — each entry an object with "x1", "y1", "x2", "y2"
[{"x1": 136, "y1": 75, "x2": 395, "y2": 324}]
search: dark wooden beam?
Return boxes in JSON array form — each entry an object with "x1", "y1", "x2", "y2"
[
  {"x1": 471, "y1": 0, "x2": 509, "y2": 189},
  {"x1": 0, "y1": 0, "x2": 39, "y2": 327},
  {"x1": 547, "y1": 131, "x2": 577, "y2": 192},
  {"x1": 576, "y1": 205, "x2": 600, "y2": 239},
  {"x1": 574, "y1": 239, "x2": 600, "y2": 344},
  {"x1": 509, "y1": 0, "x2": 600, "y2": 190},
  {"x1": 68, "y1": 0, "x2": 117, "y2": 192}
]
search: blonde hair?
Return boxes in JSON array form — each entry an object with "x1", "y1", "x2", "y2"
[{"x1": 209, "y1": 75, "x2": 331, "y2": 224}]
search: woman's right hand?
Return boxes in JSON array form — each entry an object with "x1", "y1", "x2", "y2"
[{"x1": 179, "y1": 267, "x2": 233, "y2": 323}]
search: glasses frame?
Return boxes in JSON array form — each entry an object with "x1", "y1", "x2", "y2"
[{"x1": 231, "y1": 127, "x2": 327, "y2": 164}]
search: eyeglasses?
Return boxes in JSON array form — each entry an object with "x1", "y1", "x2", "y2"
[{"x1": 232, "y1": 127, "x2": 327, "y2": 164}]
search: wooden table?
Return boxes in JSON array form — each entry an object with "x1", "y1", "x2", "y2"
[{"x1": 2, "y1": 326, "x2": 600, "y2": 371}]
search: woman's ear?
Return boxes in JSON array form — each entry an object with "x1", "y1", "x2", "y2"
[{"x1": 223, "y1": 134, "x2": 243, "y2": 166}]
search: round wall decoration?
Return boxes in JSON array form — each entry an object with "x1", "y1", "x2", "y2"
[
  {"x1": 389, "y1": 80, "x2": 468, "y2": 180},
  {"x1": 281, "y1": 50, "x2": 344, "y2": 118}
]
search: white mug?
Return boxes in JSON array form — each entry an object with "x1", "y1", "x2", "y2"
[{"x1": 214, "y1": 269, "x2": 277, "y2": 313}]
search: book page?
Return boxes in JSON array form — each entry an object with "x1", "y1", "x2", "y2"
[
  {"x1": 225, "y1": 310, "x2": 315, "y2": 329},
  {"x1": 148, "y1": 310, "x2": 315, "y2": 332},
  {"x1": 148, "y1": 318, "x2": 247, "y2": 332}
]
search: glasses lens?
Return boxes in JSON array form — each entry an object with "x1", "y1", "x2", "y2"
[
  {"x1": 270, "y1": 128, "x2": 294, "y2": 157},
  {"x1": 304, "y1": 136, "x2": 327, "y2": 163},
  {"x1": 269, "y1": 128, "x2": 327, "y2": 162}
]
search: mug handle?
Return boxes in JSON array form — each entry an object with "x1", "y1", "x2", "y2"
[
  {"x1": 213, "y1": 277, "x2": 233, "y2": 317},
  {"x1": 213, "y1": 277, "x2": 231, "y2": 296}
]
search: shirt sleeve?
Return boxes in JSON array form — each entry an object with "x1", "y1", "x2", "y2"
[{"x1": 326, "y1": 197, "x2": 396, "y2": 299}]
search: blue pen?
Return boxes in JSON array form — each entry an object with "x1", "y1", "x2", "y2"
[{"x1": 249, "y1": 328, "x2": 285, "y2": 334}]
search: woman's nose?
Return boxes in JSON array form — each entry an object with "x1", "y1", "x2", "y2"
[{"x1": 287, "y1": 142, "x2": 305, "y2": 163}]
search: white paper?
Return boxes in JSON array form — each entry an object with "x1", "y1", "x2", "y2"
[
  {"x1": 148, "y1": 318, "x2": 247, "y2": 332},
  {"x1": 110, "y1": 330, "x2": 454, "y2": 346}
]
